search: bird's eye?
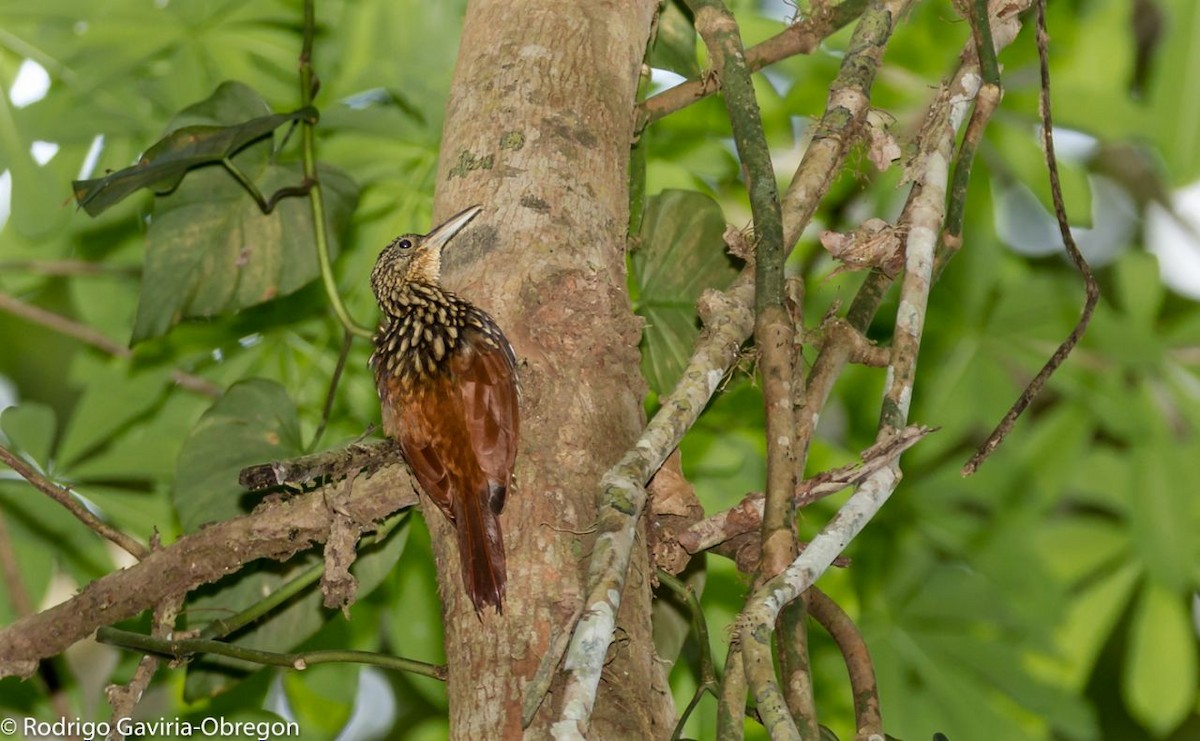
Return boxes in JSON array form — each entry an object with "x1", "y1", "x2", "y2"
[{"x1": 397, "y1": 239, "x2": 413, "y2": 250}]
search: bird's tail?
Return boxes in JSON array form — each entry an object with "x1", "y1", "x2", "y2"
[{"x1": 453, "y1": 483, "x2": 507, "y2": 614}]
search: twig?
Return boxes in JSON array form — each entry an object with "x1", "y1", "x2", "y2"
[
  {"x1": 937, "y1": 0, "x2": 1005, "y2": 273},
  {"x1": 777, "y1": 596, "x2": 819, "y2": 737},
  {"x1": 807, "y1": 587, "x2": 882, "y2": 741},
  {"x1": 239, "y1": 440, "x2": 393, "y2": 491},
  {"x1": 105, "y1": 595, "x2": 182, "y2": 741},
  {"x1": 961, "y1": 0, "x2": 1098, "y2": 475},
  {"x1": 686, "y1": 0, "x2": 796, "y2": 585},
  {"x1": 678, "y1": 424, "x2": 931, "y2": 555},
  {"x1": 96, "y1": 626, "x2": 446, "y2": 680},
  {"x1": 739, "y1": 3, "x2": 987, "y2": 729},
  {"x1": 638, "y1": 0, "x2": 869, "y2": 127},
  {"x1": 0, "y1": 443, "x2": 148, "y2": 560},
  {"x1": 657, "y1": 571, "x2": 720, "y2": 741},
  {"x1": 307, "y1": 329, "x2": 354, "y2": 452},
  {"x1": 192, "y1": 514, "x2": 409, "y2": 644},
  {"x1": 715, "y1": 635, "x2": 747, "y2": 740},
  {"x1": 539, "y1": 275, "x2": 756, "y2": 736},
  {"x1": 0, "y1": 457, "x2": 418, "y2": 676},
  {"x1": 0, "y1": 292, "x2": 221, "y2": 398},
  {"x1": 299, "y1": 0, "x2": 373, "y2": 340}
]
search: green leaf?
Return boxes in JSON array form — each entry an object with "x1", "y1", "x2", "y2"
[
  {"x1": 72, "y1": 106, "x2": 318, "y2": 216},
  {"x1": 0, "y1": 480, "x2": 114, "y2": 588},
  {"x1": 1050, "y1": 563, "x2": 1141, "y2": 689},
  {"x1": 631, "y1": 190, "x2": 739, "y2": 395},
  {"x1": 173, "y1": 379, "x2": 303, "y2": 531},
  {"x1": 1114, "y1": 251, "x2": 1164, "y2": 327},
  {"x1": 129, "y1": 82, "x2": 359, "y2": 343},
  {"x1": 1123, "y1": 582, "x2": 1198, "y2": 735},
  {"x1": 0, "y1": 403, "x2": 58, "y2": 466},
  {"x1": 282, "y1": 664, "x2": 358, "y2": 738},
  {"x1": 1129, "y1": 440, "x2": 1196, "y2": 591},
  {"x1": 648, "y1": 1, "x2": 699, "y2": 79},
  {"x1": 57, "y1": 355, "x2": 171, "y2": 468}
]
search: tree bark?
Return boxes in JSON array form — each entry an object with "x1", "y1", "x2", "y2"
[{"x1": 425, "y1": 1, "x2": 674, "y2": 737}]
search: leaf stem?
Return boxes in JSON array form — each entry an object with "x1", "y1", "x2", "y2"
[
  {"x1": 96, "y1": 626, "x2": 445, "y2": 680},
  {"x1": 300, "y1": 0, "x2": 373, "y2": 340}
]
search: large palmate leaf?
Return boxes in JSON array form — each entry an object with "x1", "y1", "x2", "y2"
[
  {"x1": 631, "y1": 190, "x2": 740, "y2": 395},
  {"x1": 127, "y1": 82, "x2": 358, "y2": 343}
]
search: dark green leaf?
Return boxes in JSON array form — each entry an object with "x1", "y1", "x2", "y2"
[
  {"x1": 72, "y1": 106, "x2": 317, "y2": 216},
  {"x1": 131, "y1": 158, "x2": 357, "y2": 343},
  {"x1": 0, "y1": 403, "x2": 57, "y2": 466},
  {"x1": 632, "y1": 190, "x2": 739, "y2": 394},
  {"x1": 173, "y1": 379, "x2": 303, "y2": 531},
  {"x1": 57, "y1": 355, "x2": 170, "y2": 468}
]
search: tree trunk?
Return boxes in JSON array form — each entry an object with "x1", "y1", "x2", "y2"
[{"x1": 426, "y1": 1, "x2": 675, "y2": 737}]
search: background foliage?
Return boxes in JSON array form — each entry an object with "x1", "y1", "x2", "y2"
[{"x1": 1, "y1": 0, "x2": 1198, "y2": 739}]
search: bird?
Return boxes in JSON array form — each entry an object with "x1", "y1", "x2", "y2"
[{"x1": 369, "y1": 205, "x2": 519, "y2": 614}]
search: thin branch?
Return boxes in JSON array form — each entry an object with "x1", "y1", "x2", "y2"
[
  {"x1": 715, "y1": 635, "x2": 747, "y2": 740},
  {"x1": 657, "y1": 571, "x2": 720, "y2": 741},
  {"x1": 538, "y1": 275, "x2": 756, "y2": 736},
  {"x1": 962, "y1": 0, "x2": 1099, "y2": 475},
  {"x1": 0, "y1": 458, "x2": 418, "y2": 676},
  {"x1": 96, "y1": 626, "x2": 446, "y2": 680},
  {"x1": 777, "y1": 596, "x2": 819, "y2": 738},
  {"x1": 299, "y1": 0, "x2": 373, "y2": 340},
  {"x1": 307, "y1": 329, "x2": 354, "y2": 452},
  {"x1": 686, "y1": 0, "x2": 797, "y2": 585},
  {"x1": 638, "y1": 0, "x2": 869, "y2": 127},
  {"x1": 807, "y1": 588, "x2": 882, "y2": 741},
  {"x1": 937, "y1": 0, "x2": 1006, "y2": 273},
  {"x1": 239, "y1": 439, "x2": 391, "y2": 491},
  {"x1": 739, "y1": 3, "x2": 999, "y2": 726},
  {"x1": 0, "y1": 443, "x2": 148, "y2": 560},
  {"x1": 678, "y1": 425, "x2": 931, "y2": 554},
  {"x1": 0, "y1": 292, "x2": 221, "y2": 399},
  {"x1": 105, "y1": 595, "x2": 182, "y2": 740}
]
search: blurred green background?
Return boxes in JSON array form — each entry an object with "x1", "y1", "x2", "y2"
[{"x1": 1, "y1": 0, "x2": 1199, "y2": 738}]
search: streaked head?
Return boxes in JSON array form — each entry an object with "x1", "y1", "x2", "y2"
[{"x1": 371, "y1": 205, "x2": 483, "y2": 310}]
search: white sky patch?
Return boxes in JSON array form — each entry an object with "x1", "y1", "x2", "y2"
[
  {"x1": 9, "y1": 59, "x2": 50, "y2": 108},
  {"x1": 0, "y1": 170, "x2": 11, "y2": 233},
  {"x1": 31, "y1": 140, "x2": 59, "y2": 166},
  {"x1": 341, "y1": 88, "x2": 389, "y2": 110},
  {"x1": 1044, "y1": 125, "x2": 1100, "y2": 163},
  {"x1": 1147, "y1": 180, "x2": 1200, "y2": 300},
  {"x1": 0, "y1": 374, "x2": 17, "y2": 423},
  {"x1": 78, "y1": 134, "x2": 105, "y2": 179},
  {"x1": 648, "y1": 67, "x2": 687, "y2": 95}
]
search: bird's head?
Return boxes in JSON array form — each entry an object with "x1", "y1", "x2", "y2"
[{"x1": 371, "y1": 205, "x2": 483, "y2": 312}]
